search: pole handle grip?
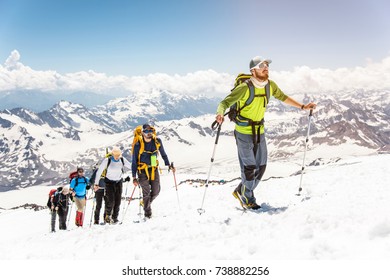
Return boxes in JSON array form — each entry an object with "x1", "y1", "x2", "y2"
[{"x1": 211, "y1": 120, "x2": 220, "y2": 130}]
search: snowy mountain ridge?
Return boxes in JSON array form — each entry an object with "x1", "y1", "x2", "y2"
[{"x1": 0, "y1": 88, "x2": 389, "y2": 190}]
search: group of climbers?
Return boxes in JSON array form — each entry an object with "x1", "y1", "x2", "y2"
[
  {"x1": 49, "y1": 54, "x2": 317, "y2": 232},
  {"x1": 49, "y1": 123, "x2": 174, "y2": 232}
]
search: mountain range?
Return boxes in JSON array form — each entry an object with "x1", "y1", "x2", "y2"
[
  {"x1": 0, "y1": 90, "x2": 115, "y2": 112},
  {"x1": 0, "y1": 88, "x2": 389, "y2": 191}
]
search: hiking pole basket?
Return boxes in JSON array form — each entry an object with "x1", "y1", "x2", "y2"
[
  {"x1": 197, "y1": 120, "x2": 222, "y2": 215},
  {"x1": 297, "y1": 109, "x2": 313, "y2": 196}
]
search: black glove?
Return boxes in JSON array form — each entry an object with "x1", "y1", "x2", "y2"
[
  {"x1": 169, "y1": 162, "x2": 176, "y2": 173},
  {"x1": 124, "y1": 176, "x2": 131, "y2": 182},
  {"x1": 86, "y1": 184, "x2": 91, "y2": 190}
]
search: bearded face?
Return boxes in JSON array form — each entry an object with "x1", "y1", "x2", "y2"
[
  {"x1": 251, "y1": 67, "x2": 269, "y2": 81},
  {"x1": 250, "y1": 61, "x2": 270, "y2": 81},
  {"x1": 254, "y1": 71, "x2": 268, "y2": 80}
]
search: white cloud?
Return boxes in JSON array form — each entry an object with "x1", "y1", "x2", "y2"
[
  {"x1": 273, "y1": 56, "x2": 390, "y2": 93},
  {"x1": 1, "y1": 50, "x2": 390, "y2": 96},
  {"x1": 4, "y1": 50, "x2": 22, "y2": 70}
]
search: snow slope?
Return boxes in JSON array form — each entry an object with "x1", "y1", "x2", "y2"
[{"x1": 1, "y1": 154, "x2": 389, "y2": 261}]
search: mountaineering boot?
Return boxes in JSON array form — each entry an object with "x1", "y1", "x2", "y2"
[
  {"x1": 247, "y1": 202, "x2": 261, "y2": 210},
  {"x1": 104, "y1": 214, "x2": 113, "y2": 224},
  {"x1": 232, "y1": 183, "x2": 248, "y2": 209}
]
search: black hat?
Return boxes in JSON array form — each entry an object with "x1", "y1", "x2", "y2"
[
  {"x1": 77, "y1": 167, "x2": 84, "y2": 172},
  {"x1": 142, "y1": 123, "x2": 151, "y2": 130}
]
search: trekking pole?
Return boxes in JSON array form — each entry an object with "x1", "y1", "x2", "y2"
[
  {"x1": 121, "y1": 181, "x2": 130, "y2": 216},
  {"x1": 89, "y1": 195, "x2": 96, "y2": 227},
  {"x1": 66, "y1": 199, "x2": 74, "y2": 229},
  {"x1": 197, "y1": 120, "x2": 222, "y2": 215},
  {"x1": 297, "y1": 109, "x2": 314, "y2": 196},
  {"x1": 119, "y1": 184, "x2": 137, "y2": 225},
  {"x1": 138, "y1": 186, "x2": 143, "y2": 220},
  {"x1": 134, "y1": 186, "x2": 143, "y2": 223},
  {"x1": 81, "y1": 191, "x2": 88, "y2": 227},
  {"x1": 170, "y1": 162, "x2": 181, "y2": 210}
]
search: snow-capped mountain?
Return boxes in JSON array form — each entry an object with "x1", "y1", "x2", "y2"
[
  {"x1": 0, "y1": 90, "x2": 114, "y2": 112},
  {"x1": 92, "y1": 89, "x2": 219, "y2": 131},
  {"x1": 0, "y1": 90, "x2": 219, "y2": 189},
  {"x1": 0, "y1": 88, "x2": 389, "y2": 190}
]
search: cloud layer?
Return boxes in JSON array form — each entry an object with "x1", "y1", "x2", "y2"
[{"x1": 1, "y1": 50, "x2": 390, "y2": 96}]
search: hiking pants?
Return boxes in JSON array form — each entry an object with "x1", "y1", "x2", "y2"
[
  {"x1": 94, "y1": 188, "x2": 106, "y2": 223},
  {"x1": 138, "y1": 170, "x2": 161, "y2": 217},
  {"x1": 50, "y1": 210, "x2": 57, "y2": 231},
  {"x1": 104, "y1": 179, "x2": 123, "y2": 221},
  {"x1": 51, "y1": 208, "x2": 68, "y2": 231},
  {"x1": 58, "y1": 208, "x2": 68, "y2": 230},
  {"x1": 235, "y1": 130, "x2": 267, "y2": 204},
  {"x1": 74, "y1": 196, "x2": 86, "y2": 212}
]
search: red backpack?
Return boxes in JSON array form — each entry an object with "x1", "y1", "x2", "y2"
[
  {"x1": 47, "y1": 188, "x2": 58, "y2": 208},
  {"x1": 69, "y1": 171, "x2": 78, "y2": 182},
  {"x1": 69, "y1": 170, "x2": 88, "y2": 187}
]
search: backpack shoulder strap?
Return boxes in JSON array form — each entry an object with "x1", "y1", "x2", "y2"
[
  {"x1": 120, "y1": 157, "x2": 124, "y2": 174},
  {"x1": 236, "y1": 80, "x2": 255, "y2": 114},
  {"x1": 246, "y1": 79, "x2": 270, "y2": 105},
  {"x1": 154, "y1": 137, "x2": 161, "y2": 151},
  {"x1": 265, "y1": 81, "x2": 270, "y2": 105},
  {"x1": 244, "y1": 80, "x2": 255, "y2": 105},
  {"x1": 106, "y1": 157, "x2": 112, "y2": 169}
]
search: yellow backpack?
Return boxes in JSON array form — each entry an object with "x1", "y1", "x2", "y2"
[{"x1": 131, "y1": 125, "x2": 161, "y2": 180}]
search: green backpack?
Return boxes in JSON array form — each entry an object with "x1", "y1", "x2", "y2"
[{"x1": 227, "y1": 73, "x2": 270, "y2": 126}]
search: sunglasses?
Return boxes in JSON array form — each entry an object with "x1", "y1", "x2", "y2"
[
  {"x1": 143, "y1": 129, "x2": 153, "y2": 134},
  {"x1": 251, "y1": 62, "x2": 269, "y2": 70}
]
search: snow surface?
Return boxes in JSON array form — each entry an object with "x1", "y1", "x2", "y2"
[
  {"x1": 0, "y1": 134, "x2": 390, "y2": 279},
  {"x1": 1, "y1": 154, "x2": 389, "y2": 261}
]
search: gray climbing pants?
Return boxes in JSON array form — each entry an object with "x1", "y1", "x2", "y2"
[{"x1": 235, "y1": 130, "x2": 267, "y2": 204}]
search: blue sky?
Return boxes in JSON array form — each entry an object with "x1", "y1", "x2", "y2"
[{"x1": 0, "y1": 0, "x2": 389, "y2": 77}]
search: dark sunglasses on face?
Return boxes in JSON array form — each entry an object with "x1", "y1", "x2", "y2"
[{"x1": 143, "y1": 129, "x2": 153, "y2": 134}]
